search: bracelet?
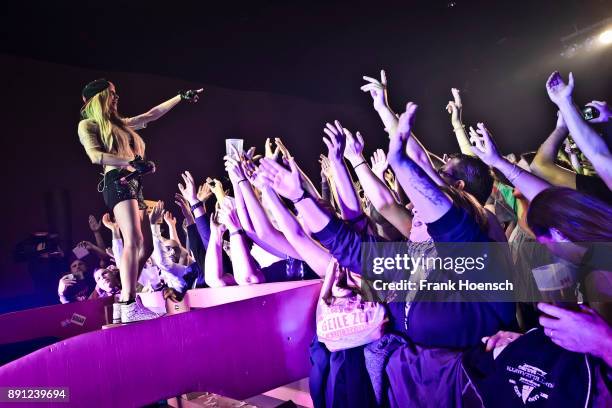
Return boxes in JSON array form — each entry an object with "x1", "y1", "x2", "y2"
[
  {"x1": 190, "y1": 201, "x2": 204, "y2": 212},
  {"x1": 353, "y1": 161, "x2": 368, "y2": 169},
  {"x1": 452, "y1": 125, "x2": 465, "y2": 132},
  {"x1": 291, "y1": 190, "x2": 308, "y2": 204},
  {"x1": 237, "y1": 179, "x2": 248, "y2": 186},
  {"x1": 230, "y1": 229, "x2": 245, "y2": 237}
]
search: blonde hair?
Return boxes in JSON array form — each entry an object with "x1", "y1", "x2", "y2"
[{"x1": 81, "y1": 88, "x2": 145, "y2": 159}]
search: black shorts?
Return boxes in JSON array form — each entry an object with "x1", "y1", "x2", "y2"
[{"x1": 101, "y1": 169, "x2": 147, "y2": 211}]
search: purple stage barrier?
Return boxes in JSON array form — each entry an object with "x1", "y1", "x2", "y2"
[
  {"x1": 0, "y1": 281, "x2": 321, "y2": 407},
  {"x1": 0, "y1": 297, "x2": 114, "y2": 347}
]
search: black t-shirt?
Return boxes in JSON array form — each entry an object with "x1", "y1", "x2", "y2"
[
  {"x1": 575, "y1": 174, "x2": 612, "y2": 203},
  {"x1": 406, "y1": 205, "x2": 517, "y2": 348}
]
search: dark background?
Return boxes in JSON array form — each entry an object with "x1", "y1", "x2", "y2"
[{"x1": 0, "y1": 0, "x2": 610, "y2": 310}]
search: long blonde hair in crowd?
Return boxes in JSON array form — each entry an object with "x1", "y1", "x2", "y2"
[{"x1": 81, "y1": 88, "x2": 145, "y2": 159}]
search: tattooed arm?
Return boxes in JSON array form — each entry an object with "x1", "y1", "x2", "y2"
[{"x1": 387, "y1": 102, "x2": 452, "y2": 223}]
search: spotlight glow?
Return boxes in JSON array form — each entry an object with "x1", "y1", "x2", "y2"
[{"x1": 599, "y1": 29, "x2": 612, "y2": 45}]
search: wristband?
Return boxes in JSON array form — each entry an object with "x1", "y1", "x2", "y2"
[
  {"x1": 353, "y1": 161, "x2": 367, "y2": 169},
  {"x1": 291, "y1": 190, "x2": 308, "y2": 204},
  {"x1": 237, "y1": 179, "x2": 248, "y2": 186},
  {"x1": 190, "y1": 201, "x2": 204, "y2": 212},
  {"x1": 230, "y1": 229, "x2": 245, "y2": 237}
]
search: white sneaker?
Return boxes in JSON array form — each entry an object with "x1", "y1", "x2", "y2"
[
  {"x1": 112, "y1": 303, "x2": 122, "y2": 324},
  {"x1": 120, "y1": 296, "x2": 162, "y2": 323}
]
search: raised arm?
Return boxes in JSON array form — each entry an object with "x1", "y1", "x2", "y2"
[
  {"x1": 319, "y1": 155, "x2": 340, "y2": 210},
  {"x1": 149, "y1": 201, "x2": 187, "y2": 289},
  {"x1": 545, "y1": 72, "x2": 612, "y2": 189},
  {"x1": 469, "y1": 123, "x2": 552, "y2": 202},
  {"x1": 275, "y1": 138, "x2": 322, "y2": 201},
  {"x1": 123, "y1": 88, "x2": 203, "y2": 130},
  {"x1": 343, "y1": 128, "x2": 413, "y2": 238},
  {"x1": 260, "y1": 187, "x2": 330, "y2": 277},
  {"x1": 102, "y1": 213, "x2": 122, "y2": 267},
  {"x1": 225, "y1": 151, "x2": 256, "y2": 236},
  {"x1": 163, "y1": 210, "x2": 182, "y2": 246},
  {"x1": 361, "y1": 70, "x2": 399, "y2": 135},
  {"x1": 257, "y1": 157, "x2": 332, "y2": 234},
  {"x1": 563, "y1": 139, "x2": 583, "y2": 175},
  {"x1": 204, "y1": 212, "x2": 236, "y2": 287},
  {"x1": 218, "y1": 198, "x2": 265, "y2": 285},
  {"x1": 387, "y1": 103, "x2": 452, "y2": 223},
  {"x1": 257, "y1": 157, "x2": 369, "y2": 273},
  {"x1": 530, "y1": 112, "x2": 576, "y2": 188},
  {"x1": 225, "y1": 151, "x2": 301, "y2": 260},
  {"x1": 446, "y1": 88, "x2": 475, "y2": 156},
  {"x1": 76, "y1": 241, "x2": 111, "y2": 264},
  {"x1": 360, "y1": 71, "x2": 444, "y2": 186},
  {"x1": 322, "y1": 122, "x2": 363, "y2": 220},
  {"x1": 87, "y1": 215, "x2": 106, "y2": 259}
]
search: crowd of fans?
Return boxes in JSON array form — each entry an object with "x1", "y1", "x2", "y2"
[{"x1": 58, "y1": 70, "x2": 611, "y2": 406}]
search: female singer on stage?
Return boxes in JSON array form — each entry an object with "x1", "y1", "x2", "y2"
[{"x1": 78, "y1": 79, "x2": 202, "y2": 323}]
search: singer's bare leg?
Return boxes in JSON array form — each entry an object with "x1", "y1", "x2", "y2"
[
  {"x1": 113, "y1": 199, "x2": 144, "y2": 302},
  {"x1": 137, "y1": 208, "x2": 153, "y2": 278}
]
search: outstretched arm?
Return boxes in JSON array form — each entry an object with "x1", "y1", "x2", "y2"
[
  {"x1": 469, "y1": 123, "x2": 551, "y2": 202},
  {"x1": 257, "y1": 157, "x2": 332, "y2": 234},
  {"x1": 123, "y1": 89, "x2": 203, "y2": 130},
  {"x1": 387, "y1": 103, "x2": 452, "y2": 223},
  {"x1": 260, "y1": 187, "x2": 330, "y2": 277},
  {"x1": 361, "y1": 70, "x2": 399, "y2": 135},
  {"x1": 361, "y1": 71, "x2": 444, "y2": 186},
  {"x1": 446, "y1": 88, "x2": 475, "y2": 156},
  {"x1": 343, "y1": 129, "x2": 413, "y2": 238},
  {"x1": 149, "y1": 201, "x2": 187, "y2": 289},
  {"x1": 530, "y1": 112, "x2": 576, "y2": 188},
  {"x1": 163, "y1": 210, "x2": 182, "y2": 247},
  {"x1": 322, "y1": 122, "x2": 363, "y2": 220},
  {"x1": 204, "y1": 214, "x2": 236, "y2": 287},
  {"x1": 218, "y1": 198, "x2": 265, "y2": 285},
  {"x1": 225, "y1": 151, "x2": 301, "y2": 260},
  {"x1": 545, "y1": 72, "x2": 612, "y2": 189}
]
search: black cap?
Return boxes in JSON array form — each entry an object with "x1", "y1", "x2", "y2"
[{"x1": 81, "y1": 79, "x2": 111, "y2": 103}]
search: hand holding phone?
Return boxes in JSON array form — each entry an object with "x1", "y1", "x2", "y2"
[
  {"x1": 581, "y1": 106, "x2": 600, "y2": 121},
  {"x1": 72, "y1": 245, "x2": 89, "y2": 259}
]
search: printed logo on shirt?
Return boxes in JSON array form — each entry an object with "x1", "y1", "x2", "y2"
[
  {"x1": 505, "y1": 363, "x2": 554, "y2": 404},
  {"x1": 316, "y1": 297, "x2": 386, "y2": 351}
]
